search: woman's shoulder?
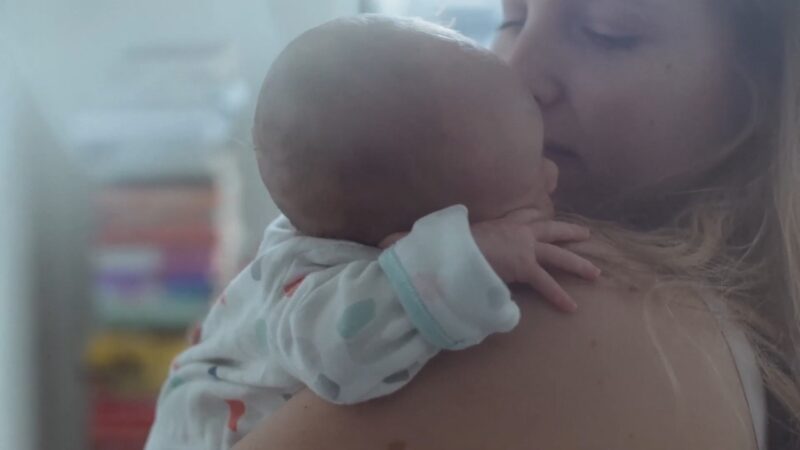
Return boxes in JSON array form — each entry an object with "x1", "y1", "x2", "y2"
[{"x1": 234, "y1": 268, "x2": 758, "y2": 450}]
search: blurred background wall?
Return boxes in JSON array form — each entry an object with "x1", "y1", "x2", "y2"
[{"x1": 0, "y1": 59, "x2": 38, "y2": 450}]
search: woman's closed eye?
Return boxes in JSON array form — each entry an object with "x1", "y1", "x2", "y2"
[
  {"x1": 497, "y1": 18, "x2": 643, "y2": 53},
  {"x1": 498, "y1": 19, "x2": 526, "y2": 32},
  {"x1": 580, "y1": 26, "x2": 642, "y2": 51}
]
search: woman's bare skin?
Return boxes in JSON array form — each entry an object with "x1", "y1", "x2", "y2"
[{"x1": 234, "y1": 241, "x2": 756, "y2": 450}]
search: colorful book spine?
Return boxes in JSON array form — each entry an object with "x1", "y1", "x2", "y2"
[{"x1": 91, "y1": 181, "x2": 217, "y2": 327}]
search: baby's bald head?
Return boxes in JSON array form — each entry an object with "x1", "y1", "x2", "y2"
[{"x1": 254, "y1": 15, "x2": 547, "y2": 244}]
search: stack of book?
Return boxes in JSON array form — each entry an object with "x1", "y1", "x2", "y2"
[
  {"x1": 92, "y1": 180, "x2": 217, "y2": 329},
  {"x1": 88, "y1": 179, "x2": 219, "y2": 449},
  {"x1": 87, "y1": 331, "x2": 189, "y2": 450}
]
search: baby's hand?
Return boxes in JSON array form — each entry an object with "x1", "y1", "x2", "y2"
[{"x1": 470, "y1": 209, "x2": 600, "y2": 313}]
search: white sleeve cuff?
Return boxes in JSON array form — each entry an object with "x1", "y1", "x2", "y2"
[{"x1": 378, "y1": 205, "x2": 520, "y2": 350}]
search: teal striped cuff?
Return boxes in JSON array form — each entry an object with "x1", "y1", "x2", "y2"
[{"x1": 379, "y1": 248, "x2": 458, "y2": 349}]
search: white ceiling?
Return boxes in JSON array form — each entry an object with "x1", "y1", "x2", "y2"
[{"x1": 3, "y1": 0, "x2": 359, "y2": 144}]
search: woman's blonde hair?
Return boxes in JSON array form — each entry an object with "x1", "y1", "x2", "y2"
[{"x1": 589, "y1": 0, "x2": 800, "y2": 446}]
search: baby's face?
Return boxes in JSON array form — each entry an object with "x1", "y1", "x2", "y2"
[{"x1": 441, "y1": 61, "x2": 555, "y2": 222}]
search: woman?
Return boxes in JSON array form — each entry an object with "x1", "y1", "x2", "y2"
[{"x1": 235, "y1": 0, "x2": 800, "y2": 448}]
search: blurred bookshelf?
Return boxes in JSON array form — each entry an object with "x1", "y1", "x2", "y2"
[
  {"x1": 78, "y1": 39, "x2": 246, "y2": 450},
  {"x1": 91, "y1": 180, "x2": 217, "y2": 331},
  {"x1": 86, "y1": 178, "x2": 220, "y2": 450}
]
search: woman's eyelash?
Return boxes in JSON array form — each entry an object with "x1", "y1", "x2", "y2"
[
  {"x1": 582, "y1": 27, "x2": 641, "y2": 50},
  {"x1": 498, "y1": 19, "x2": 525, "y2": 31},
  {"x1": 497, "y1": 17, "x2": 641, "y2": 51}
]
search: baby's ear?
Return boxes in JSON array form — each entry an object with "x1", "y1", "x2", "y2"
[{"x1": 543, "y1": 158, "x2": 559, "y2": 194}]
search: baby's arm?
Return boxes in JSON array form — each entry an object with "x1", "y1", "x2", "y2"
[
  {"x1": 382, "y1": 208, "x2": 601, "y2": 313},
  {"x1": 260, "y1": 206, "x2": 520, "y2": 404}
]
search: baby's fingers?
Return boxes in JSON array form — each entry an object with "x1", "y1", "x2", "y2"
[
  {"x1": 527, "y1": 265, "x2": 578, "y2": 313},
  {"x1": 532, "y1": 221, "x2": 591, "y2": 243},
  {"x1": 536, "y1": 243, "x2": 602, "y2": 280}
]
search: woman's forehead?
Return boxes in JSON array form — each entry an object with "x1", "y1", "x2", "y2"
[
  {"x1": 523, "y1": 0, "x2": 703, "y2": 15},
  {"x1": 518, "y1": 0, "x2": 723, "y2": 33}
]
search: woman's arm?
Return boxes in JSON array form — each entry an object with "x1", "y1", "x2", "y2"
[{"x1": 234, "y1": 276, "x2": 757, "y2": 450}]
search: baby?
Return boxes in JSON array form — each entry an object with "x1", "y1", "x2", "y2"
[{"x1": 145, "y1": 15, "x2": 599, "y2": 450}]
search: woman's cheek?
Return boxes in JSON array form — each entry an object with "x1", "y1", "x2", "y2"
[
  {"x1": 579, "y1": 93, "x2": 648, "y2": 180},
  {"x1": 578, "y1": 63, "x2": 695, "y2": 186}
]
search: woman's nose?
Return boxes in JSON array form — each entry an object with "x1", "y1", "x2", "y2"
[{"x1": 506, "y1": 23, "x2": 564, "y2": 108}]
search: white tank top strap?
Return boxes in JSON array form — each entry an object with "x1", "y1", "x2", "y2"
[{"x1": 704, "y1": 297, "x2": 768, "y2": 450}]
